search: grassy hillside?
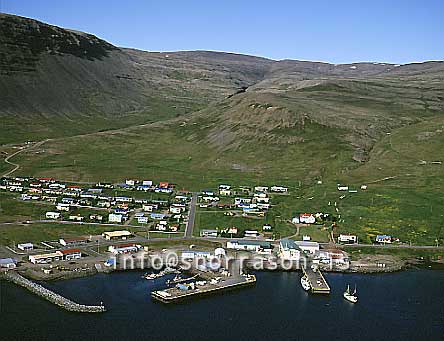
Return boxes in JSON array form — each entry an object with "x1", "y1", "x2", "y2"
[{"x1": 1, "y1": 14, "x2": 444, "y2": 246}]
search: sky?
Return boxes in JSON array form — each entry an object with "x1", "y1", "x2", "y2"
[{"x1": 1, "y1": 0, "x2": 443, "y2": 64}]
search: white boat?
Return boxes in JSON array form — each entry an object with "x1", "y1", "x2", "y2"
[
  {"x1": 300, "y1": 275, "x2": 311, "y2": 291},
  {"x1": 343, "y1": 284, "x2": 358, "y2": 303}
]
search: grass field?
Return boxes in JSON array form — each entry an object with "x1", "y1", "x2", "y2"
[{"x1": 2, "y1": 110, "x2": 444, "y2": 246}]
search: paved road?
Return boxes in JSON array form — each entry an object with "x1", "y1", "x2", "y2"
[{"x1": 184, "y1": 192, "x2": 198, "y2": 238}]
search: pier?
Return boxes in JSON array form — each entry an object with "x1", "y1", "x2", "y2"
[
  {"x1": 151, "y1": 274, "x2": 256, "y2": 303},
  {"x1": 302, "y1": 265, "x2": 330, "y2": 294},
  {"x1": 3, "y1": 271, "x2": 106, "y2": 313}
]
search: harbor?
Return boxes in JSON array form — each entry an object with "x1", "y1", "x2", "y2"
[{"x1": 302, "y1": 264, "x2": 331, "y2": 294}]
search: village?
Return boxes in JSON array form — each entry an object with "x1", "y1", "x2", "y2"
[{"x1": 0, "y1": 175, "x2": 411, "y2": 310}]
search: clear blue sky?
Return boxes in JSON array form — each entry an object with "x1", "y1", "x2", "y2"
[{"x1": 1, "y1": 0, "x2": 443, "y2": 64}]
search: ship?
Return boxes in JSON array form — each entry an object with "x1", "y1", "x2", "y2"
[
  {"x1": 300, "y1": 275, "x2": 311, "y2": 291},
  {"x1": 343, "y1": 284, "x2": 358, "y2": 303}
]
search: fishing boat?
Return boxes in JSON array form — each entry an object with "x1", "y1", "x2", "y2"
[
  {"x1": 300, "y1": 275, "x2": 311, "y2": 291},
  {"x1": 343, "y1": 284, "x2": 358, "y2": 303}
]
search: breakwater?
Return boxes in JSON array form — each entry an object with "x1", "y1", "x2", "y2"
[{"x1": 2, "y1": 271, "x2": 106, "y2": 313}]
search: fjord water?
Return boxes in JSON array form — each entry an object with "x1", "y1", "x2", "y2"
[{"x1": 1, "y1": 270, "x2": 443, "y2": 340}]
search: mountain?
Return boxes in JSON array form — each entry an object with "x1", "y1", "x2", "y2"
[
  {"x1": 1, "y1": 13, "x2": 443, "y2": 158},
  {"x1": 1, "y1": 13, "x2": 444, "y2": 244}
]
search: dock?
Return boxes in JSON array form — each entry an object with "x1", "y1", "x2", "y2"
[
  {"x1": 302, "y1": 265, "x2": 330, "y2": 294},
  {"x1": 151, "y1": 274, "x2": 256, "y2": 303}
]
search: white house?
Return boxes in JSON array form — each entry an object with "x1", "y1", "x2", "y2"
[
  {"x1": 295, "y1": 241, "x2": 319, "y2": 254},
  {"x1": 338, "y1": 234, "x2": 358, "y2": 244},
  {"x1": 254, "y1": 186, "x2": 269, "y2": 192},
  {"x1": 279, "y1": 239, "x2": 301, "y2": 260},
  {"x1": 45, "y1": 212, "x2": 61, "y2": 219},
  {"x1": 299, "y1": 213, "x2": 316, "y2": 224},
  {"x1": 56, "y1": 203, "x2": 70, "y2": 211},
  {"x1": 108, "y1": 213, "x2": 123, "y2": 223},
  {"x1": 271, "y1": 186, "x2": 288, "y2": 193},
  {"x1": 219, "y1": 189, "x2": 232, "y2": 196},
  {"x1": 181, "y1": 251, "x2": 212, "y2": 260},
  {"x1": 0, "y1": 258, "x2": 17, "y2": 269},
  {"x1": 337, "y1": 185, "x2": 349, "y2": 191},
  {"x1": 244, "y1": 230, "x2": 260, "y2": 238},
  {"x1": 226, "y1": 240, "x2": 272, "y2": 254},
  {"x1": 200, "y1": 229, "x2": 218, "y2": 237},
  {"x1": 125, "y1": 179, "x2": 136, "y2": 186},
  {"x1": 137, "y1": 216, "x2": 149, "y2": 224},
  {"x1": 17, "y1": 242, "x2": 34, "y2": 251},
  {"x1": 108, "y1": 243, "x2": 140, "y2": 254}
]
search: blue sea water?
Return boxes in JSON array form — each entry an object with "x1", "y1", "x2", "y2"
[{"x1": 0, "y1": 270, "x2": 443, "y2": 340}]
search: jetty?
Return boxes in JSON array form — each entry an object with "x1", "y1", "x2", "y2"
[
  {"x1": 3, "y1": 271, "x2": 106, "y2": 313},
  {"x1": 302, "y1": 265, "x2": 330, "y2": 294},
  {"x1": 152, "y1": 274, "x2": 256, "y2": 303}
]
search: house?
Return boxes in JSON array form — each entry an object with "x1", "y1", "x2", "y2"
[
  {"x1": 29, "y1": 252, "x2": 63, "y2": 264},
  {"x1": 125, "y1": 179, "x2": 136, "y2": 186},
  {"x1": 200, "y1": 229, "x2": 218, "y2": 237},
  {"x1": 150, "y1": 213, "x2": 166, "y2": 220},
  {"x1": 295, "y1": 241, "x2": 319, "y2": 254},
  {"x1": 263, "y1": 224, "x2": 272, "y2": 231},
  {"x1": 69, "y1": 215, "x2": 84, "y2": 222},
  {"x1": 108, "y1": 213, "x2": 124, "y2": 223},
  {"x1": 279, "y1": 239, "x2": 301, "y2": 260},
  {"x1": 302, "y1": 235, "x2": 311, "y2": 241},
  {"x1": 254, "y1": 186, "x2": 269, "y2": 192},
  {"x1": 60, "y1": 249, "x2": 82, "y2": 261},
  {"x1": 318, "y1": 249, "x2": 349, "y2": 265},
  {"x1": 337, "y1": 185, "x2": 349, "y2": 191},
  {"x1": 17, "y1": 242, "x2": 34, "y2": 251},
  {"x1": 59, "y1": 237, "x2": 88, "y2": 247},
  {"x1": 142, "y1": 180, "x2": 153, "y2": 186},
  {"x1": 226, "y1": 240, "x2": 272, "y2": 254},
  {"x1": 159, "y1": 182, "x2": 169, "y2": 189},
  {"x1": 45, "y1": 211, "x2": 61, "y2": 219},
  {"x1": 142, "y1": 204, "x2": 157, "y2": 212},
  {"x1": 299, "y1": 213, "x2": 316, "y2": 224},
  {"x1": 137, "y1": 216, "x2": 149, "y2": 224},
  {"x1": 219, "y1": 189, "x2": 232, "y2": 196},
  {"x1": 227, "y1": 227, "x2": 238, "y2": 235},
  {"x1": 244, "y1": 230, "x2": 260, "y2": 238},
  {"x1": 376, "y1": 235, "x2": 392, "y2": 244},
  {"x1": 102, "y1": 230, "x2": 132, "y2": 240},
  {"x1": 108, "y1": 243, "x2": 140, "y2": 255},
  {"x1": 0, "y1": 258, "x2": 17, "y2": 269},
  {"x1": 271, "y1": 186, "x2": 288, "y2": 193},
  {"x1": 234, "y1": 197, "x2": 252, "y2": 206},
  {"x1": 89, "y1": 214, "x2": 103, "y2": 222},
  {"x1": 181, "y1": 251, "x2": 212, "y2": 260},
  {"x1": 169, "y1": 206, "x2": 183, "y2": 214},
  {"x1": 338, "y1": 234, "x2": 358, "y2": 244}
]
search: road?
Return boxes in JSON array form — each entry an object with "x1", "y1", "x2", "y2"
[
  {"x1": 184, "y1": 192, "x2": 198, "y2": 238},
  {"x1": 2, "y1": 139, "x2": 49, "y2": 177}
]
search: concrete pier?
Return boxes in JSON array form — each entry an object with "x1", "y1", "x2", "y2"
[
  {"x1": 302, "y1": 265, "x2": 330, "y2": 294},
  {"x1": 3, "y1": 271, "x2": 106, "y2": 313},
  {"x1": 152, "y1": 274, "x2": 256, "y2": 303}
]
